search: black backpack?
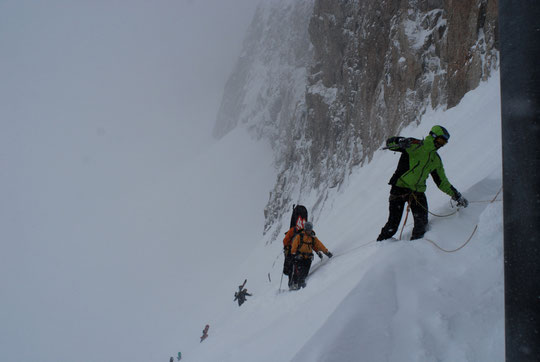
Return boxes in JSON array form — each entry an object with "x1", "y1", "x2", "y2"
[{"x1": 290, "y1": 204, "x2": 308, "y2": 229}]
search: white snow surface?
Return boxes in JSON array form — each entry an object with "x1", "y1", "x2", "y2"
[
  {"x1": 184, "y1": 73, "x2": 504, "y2": 362},
  {"x1": 1, "y1": 64, "x2": 502, "y2": 360}
]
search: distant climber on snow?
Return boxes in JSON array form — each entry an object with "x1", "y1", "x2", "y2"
[
  {"x1": 377, "y1": 125, "x2": 469, "y2": 241},
  {"x1": 283, "y1": 204, "x2": 308, "y2": 287},
  {"x1": 200, "y1": 324, "x2": 209, "y2": 343},
  {"x1": 290, "y1": 221, "x2": 332, "y2": 290},
  {"x1": 233, "y1": 279, "x2": 252, "y2": 306}
]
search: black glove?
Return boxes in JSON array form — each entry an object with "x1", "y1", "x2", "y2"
[
  {"x1": 398, "y1": 138, "x2": 411, "y2": 148},
  {"x1": 453, "y1": 192, "x2": 469, "y2": 208},
  {"x1": 316, "y1": 251, "x2": 323, "y2": 259},
  {"x1": 386, "y1": 137, "x2": 410, "y2": 150},
  {"x1": 325, "y1": 251, "x2": 333, "y2": 258},
  {"x1": 457, "y1": 196, "x2": 469, "y2": 208}
]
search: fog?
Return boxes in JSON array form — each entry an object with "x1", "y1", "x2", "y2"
[
  {"x1": 1, "y1": 0, "x2": 257, "y2": 153},
  {"x1": 0, "y1": 1, "x2": 258, "y2": 361}
]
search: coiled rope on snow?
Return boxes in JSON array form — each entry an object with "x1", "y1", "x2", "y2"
[{"x1": 424, "y1": 186, "x2": 502, "y2": 253}]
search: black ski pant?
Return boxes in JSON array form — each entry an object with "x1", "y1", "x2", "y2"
[
  {"x1": 377, "y1": 186, "x2": 428, "y2": 241},
  {"x1": 283, "y1": 252, "x2": 294, "y2": 286},
  {"x1": 292, "y1": 257, "x2": 312, "y2": 288}
]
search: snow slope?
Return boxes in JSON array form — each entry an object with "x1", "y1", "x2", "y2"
[
  {"x1": 0, "y1": 2, "x2": 262, "y2": 361},
  {"x1": 0, "y1": 51, "x2": 502, "y2": 362},
  {"x1": 0, "y1": 124, "x2": 274, "y2": 362},
  {"x1": 182, "y1": 73, "x2": 503, "y2": 361}
]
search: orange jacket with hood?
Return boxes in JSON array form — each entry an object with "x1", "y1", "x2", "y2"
[
  {"x1": 291, "y1": 231, "x2": 328, "y2": 259},
  {"x1": 283, "y1": 227, "x2": 296, "y2": 249}
]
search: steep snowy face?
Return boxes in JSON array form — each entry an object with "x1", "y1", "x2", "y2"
[
  {"x1": 300, "y1": 0, "x2": 499, "y2": 185},
  {"x1": 212, "y1": 0, "x2": 315, "y2": 146},
  {"x1": 213, "y1": 0, "x2": 498, "y2": 238}
]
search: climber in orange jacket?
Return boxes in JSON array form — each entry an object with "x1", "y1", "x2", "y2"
[
  {"x1": 282, "y1": 205, "x2": 308, "y2": 287},
  {"x1": 290, "y1": 221, "x2": 332, "y2": 289},
  {"x1": 282, "y1": 227, "x2": 297, "y2": 287}
]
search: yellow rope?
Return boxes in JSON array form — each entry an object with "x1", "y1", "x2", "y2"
[
  {"x1": 333, "y1": 239, "x2": 376, "y2": 258},
  {"x1": 490, "y1": 187, "x2": 503, "y2": 203},
  {"x1": 410, "y1": 192, "x2": 458, "y2": 217},
  {"x1": 335, "y1": 186, "x2": 503, "y2": 256},
  {"x1": 399, "y1": 202, "x2": 411, "y2": 239},
  {"x1": 398, "y1": 193, "x2": 455, "y2": 239},
  {"x1": 427, "y1": 208, "x2": 458, "y2": 217},
  {"x1": 425, "y1": 225, "x2": 478, "y2": 253},
  {"x1": 470, "y1": 199, "x2": 502, "y2": 203},
  {"x1": 423, "y1": 186, "x2": 502, "y2": 253}
]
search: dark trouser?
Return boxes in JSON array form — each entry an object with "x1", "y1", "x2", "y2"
[
  {"x1": 378, "y1": 186, "x2": 428, "y2": 241},
  {"x1": 283, "y1": 252, "x2": 294, "y2": 286},
  {"x1": 291, "y1": 257, "x2": 312, "y2": 288}
]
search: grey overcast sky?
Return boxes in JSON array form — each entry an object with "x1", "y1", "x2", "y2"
[
  {"x1": 0, "y1": 1, "x2": 258, "y2": 361},
  {"x1": 0, "y1": 0, "x2": 258, "y2": 152}
]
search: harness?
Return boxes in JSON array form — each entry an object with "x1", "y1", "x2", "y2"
[
  {"x1": 284, "y1": 226, "x2": 304, "y2": 255},
  {"x1": 296, "y1": 232, "x2": 315, "y2": 259}
]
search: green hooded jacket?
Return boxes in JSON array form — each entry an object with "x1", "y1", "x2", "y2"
[{"x1": 386, "y1": 135, "x2": 458, "y2": 197}]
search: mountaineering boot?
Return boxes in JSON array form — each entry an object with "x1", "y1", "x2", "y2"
[
  {"x1": 377, "y1": 226, "x2": 397, "y2": 241},
  {"x1": 377, "y1": 233, "x2": 393, "y2": 241}
]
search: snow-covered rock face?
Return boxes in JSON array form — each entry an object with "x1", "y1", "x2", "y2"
[
  {"x1": 213, "y1": 0, "x2": 498, "y2": 238},
  {"x1": 212, "y1": 0, "x2": 314, "y2": 145}
]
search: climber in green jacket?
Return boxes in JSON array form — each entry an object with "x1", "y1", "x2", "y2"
[{"x1": 377, "y1": 125, "x2": 469, "y2": 241}]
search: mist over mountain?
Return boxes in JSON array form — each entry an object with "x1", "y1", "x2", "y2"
[
  {"x1": 213, "y1": 0, "x2": 498, "y2": 239},
  {"x1": 1, "y1": 1, "x2": 503, "y2": 361}
]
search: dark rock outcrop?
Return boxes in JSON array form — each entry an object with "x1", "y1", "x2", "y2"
[{"x1": 213, "y1": 0, "x2": 499, "y2": 238}]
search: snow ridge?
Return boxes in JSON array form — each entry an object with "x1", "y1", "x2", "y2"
[{"x1": 186, "y1": 71, "x2": 503, "y2": 362}]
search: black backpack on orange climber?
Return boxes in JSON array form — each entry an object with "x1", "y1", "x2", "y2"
[
  {"x1": 283, "y1": 205, "x2": 308, "y2": 281},
  {"x1": 290, "y1": 204, "x2": 308, "y2": 230}
]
